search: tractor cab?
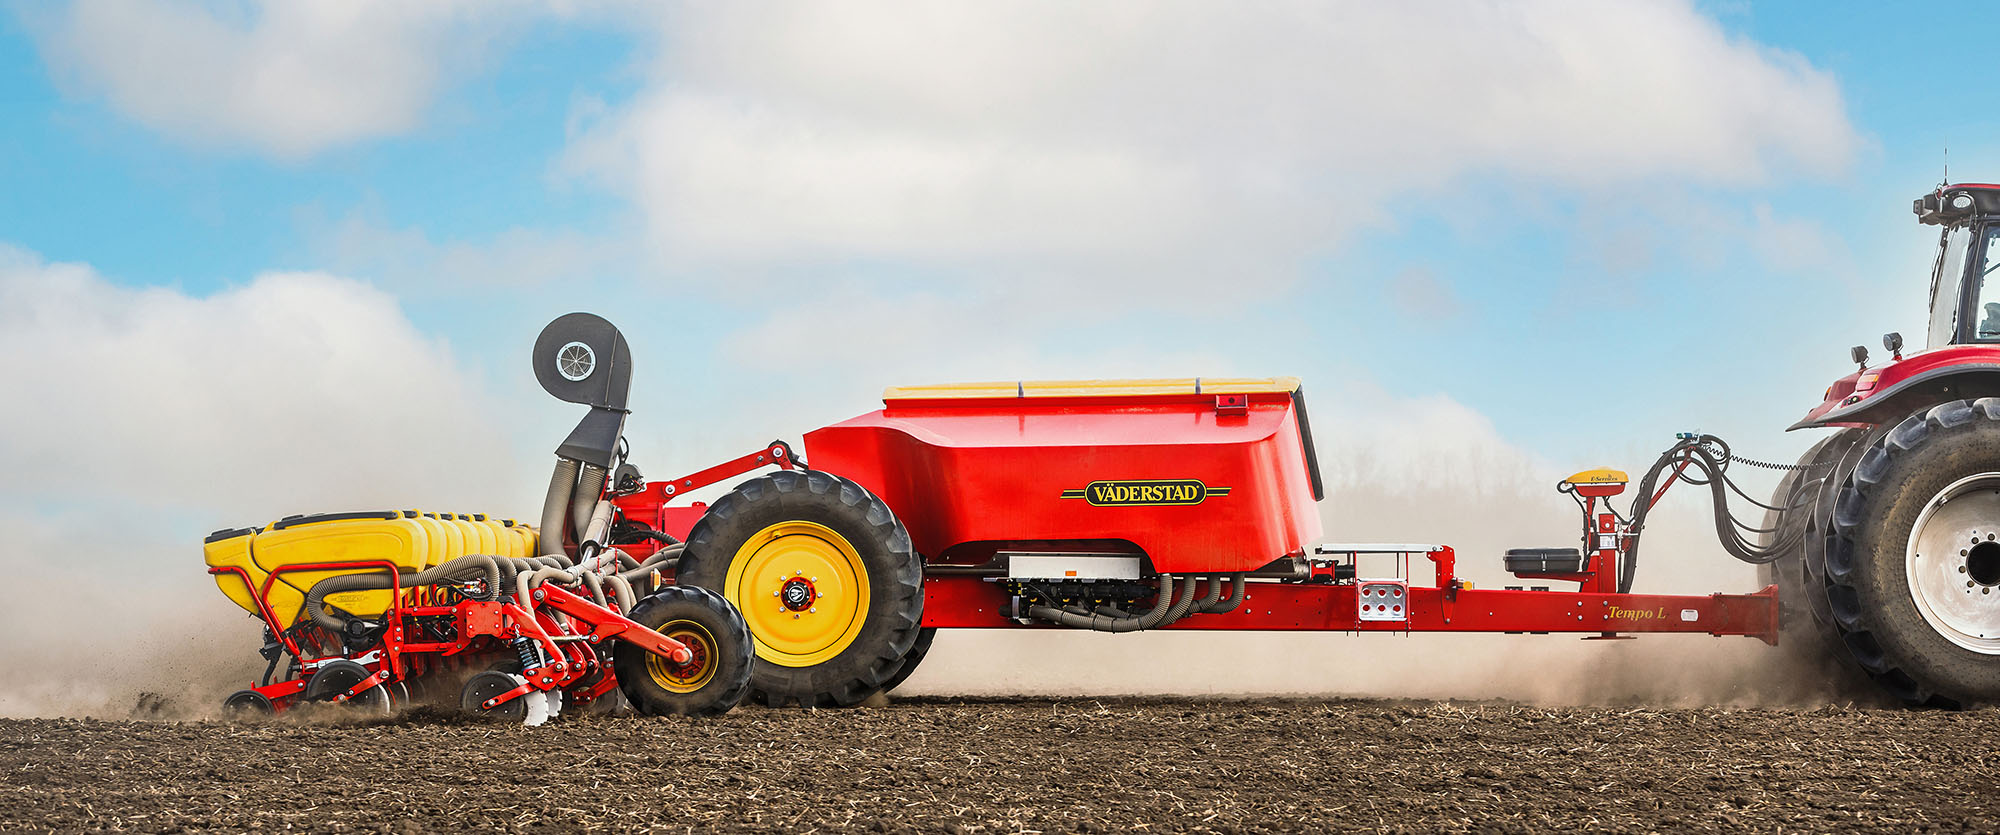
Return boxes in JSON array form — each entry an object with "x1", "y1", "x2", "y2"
[
  {"x1": 1792, "y1": 184, "x2": 2000, "y2": 430},
  {"x1": 1916, "y1": 184, "x2": 2000, "y2": 347}
]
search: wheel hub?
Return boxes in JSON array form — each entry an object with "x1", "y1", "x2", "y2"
[
  {"x1": 781, "y1": 577, "x2": 817, "y2": 611},
  {"x1": 646, "y1": 621, "x2": 718, "y2": 693},
  {"x1": 1907, "y1": 473, "x2": 2000, "y2": 653}
]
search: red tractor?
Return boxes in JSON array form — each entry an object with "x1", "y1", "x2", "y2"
[{"x1": 1763, "y1": 183, "x2": 2000, "y2": 707}]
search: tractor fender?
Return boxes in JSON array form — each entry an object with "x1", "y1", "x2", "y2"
[{"x1": 1791, "y1": 360, "x2": 2000, "y2": 430}]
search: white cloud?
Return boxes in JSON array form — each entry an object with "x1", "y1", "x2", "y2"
[
  {"x1": 29, "y1": 0, "x2": 549, "y2": 158},
  {"x1": 305, "y1": 206, "x2": 630, "y2": 290},
  {"x1": 0, "y1": 244, "x2": 521, "y2": 521},
  {"x1": 565, "y1": 0, "x2": 1855, "y2": 292}
]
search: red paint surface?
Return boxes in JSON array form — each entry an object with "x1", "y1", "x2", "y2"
[{"x1": 803, "y1": 390, "x2": 1322, "y2": 572}]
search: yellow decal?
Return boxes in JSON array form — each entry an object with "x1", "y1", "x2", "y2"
[{"x1": 1060, "y1": 480, "x2": 1232, "y2": 506}]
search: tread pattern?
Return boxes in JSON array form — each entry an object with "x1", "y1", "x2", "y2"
[
  {"x1": 877, "y1": 626, "x2": 937, "y2": 695},
  {"x1": 681, "y1": 470, "x2": 923, "y2": 708},
  {"x1": 612, "y1": 584, "x2": 755, "y2": 717},
  {"x1": 1759, "y1": 428, "x2": 1879, "y2": 699},
  {"x1": 1823, "y1": 398, "x2": 2000, "y2": 707}
]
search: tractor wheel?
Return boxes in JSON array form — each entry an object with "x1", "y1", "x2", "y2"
[
  {"x1": 1825, "y1": 398, "x2": 2000, "y2": 706},
  {"x1": 612, "y1": 584, "x2": 755, "y2": 717},
  {"x1": 678, "y1": 470, "x2": 924, "y2": 707},
  {"x1": 877, "y1": 627, "x2": 937, "y2": 695},
  {"x1": 1758, "y1": 428, "x2": 1879, "y2": 697}
]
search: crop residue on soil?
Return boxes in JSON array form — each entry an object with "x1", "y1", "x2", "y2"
[{"x1": 0, "y1": 697, "x2": 1992, "y2": 833}]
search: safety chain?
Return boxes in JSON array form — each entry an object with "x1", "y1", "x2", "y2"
[{"x1": 1728, "y1": 452, "x2": 1834, "y2": 472}]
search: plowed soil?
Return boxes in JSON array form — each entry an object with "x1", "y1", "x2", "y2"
[{"x1": 0, "y1": 697, "x2": 1993, "y2": 833}]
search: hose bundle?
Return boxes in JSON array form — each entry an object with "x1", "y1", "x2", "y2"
[
  {"x1": 1025, "y1": 573, "x2": 1246, "y2": 632},
  {"x1": 307, "y1": 454, "x2": 688, "y2": 632},
  {"x1": 1609, "y1": 433, "x2": 1825, "y2": 593}
]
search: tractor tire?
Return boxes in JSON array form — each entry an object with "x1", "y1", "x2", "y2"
[
  {"x1": 1824, "y1": 398, "x2": 2000, "y2": 706},
  {"x1": 678, "y1": 470, "x2": 924, "y2": 707},
  {"x1": 612, "y1": 585, "x2": 755, "y2": 717},
  {"x1": 877, "y1": 627, "x2": 937, "y2": 695},
  {"x1": 1759, "y1": 428, "x2": 1878, "y2": 698}
]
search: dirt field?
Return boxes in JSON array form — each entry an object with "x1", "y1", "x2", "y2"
[{"x1": 0, "y1": 697, "x2": 1993, "y2": 833}]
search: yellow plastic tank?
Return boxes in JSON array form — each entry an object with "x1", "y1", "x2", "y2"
[
  {"x1": 405, "y1": 511, "x2": 452, "y2": 568},
  {"x1": 204, "y1": 526, "x2": 311, "y2": 626},
  {"x1": 460, "y1": 511, "x2": 504, "y2": 559},
  {"x1": 451, "y1": 513, "x2": 497, "y2": 556},
  {"x1": 473, "y1": 514, "x2": 515, "y2": 558},
  {"x1": 250, "y1": 511, "x2": 431, "y2": 619},
  {"x1": 504, "y1": 520, "x2": 541, "y2": 558},
  {"x1": 426, "y1": 512, "x2": 466, "y2": 562}
]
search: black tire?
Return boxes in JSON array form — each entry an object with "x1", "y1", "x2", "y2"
[
  {"x1": 877, "y1": 627, "x2": 937, "y2": 695},
  {"x1": 1826, "y1": 398, "x2": 2000, "y2": 706},
  {"x1": 612, "y1": 585, "x2": 755, "y2": 717},
  {"x1": 678, "y1": 470, "x2": 923, "y2": 707},
  {"x1": 1758, "y1": 428, "x2": 1880, "y2": 699}
]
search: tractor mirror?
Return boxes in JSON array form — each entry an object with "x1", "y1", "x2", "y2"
[{"x1": 534, "y1": 312, "x2": 633, "y2": 467}]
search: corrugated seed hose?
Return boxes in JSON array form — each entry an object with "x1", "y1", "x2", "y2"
[
  {"x1": 1028, "y1": 574, "x2": 1177, "y2": 632},
  {"x1": 569, "y1": 465, "x2": 607, "y2": 551},
  {"x1": 540, "y1": 457, "x2": 580, "y2": 559},
  {"x1": 1027, "y1": 572, "x2": 1247, "y2": 632}
]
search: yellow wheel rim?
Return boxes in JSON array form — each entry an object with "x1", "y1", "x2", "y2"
[
  {"x1": 724, "y1": 521, "x2": 870, "y2": 667},
  {"x1": 645, "y1": 619, "x2": 718, "y2": 693}
]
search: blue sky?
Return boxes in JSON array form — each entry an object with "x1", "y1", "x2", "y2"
[{"x1": 4, "y1": 0, "x2": 1996, "y2": 529}]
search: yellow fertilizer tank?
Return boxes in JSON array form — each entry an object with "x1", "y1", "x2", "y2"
[
  {"x1": 205, "y1": 510, "x2": 543, "y2": 628},
  {"x1": 424, "y1": 512, "x2": 466, "y2": 562},
  {"x1": 252, "y1": 511, "x2": 430, "y2": 618}
]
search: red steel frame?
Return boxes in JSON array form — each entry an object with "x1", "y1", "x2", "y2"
[
  {"x1": 207, "y1": 559, "x2": 697, "y2": 710},
  {"x1": 611, "y1": 440, "x2": 801, "y2": 554},
  {"x1": 916, "y1": 552, "x2": 1778, "y2": 642}
]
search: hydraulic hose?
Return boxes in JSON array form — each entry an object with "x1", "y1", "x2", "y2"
[
  {"x1": 304, "y1": 555, "x2": 502, "y2": 631},
  {"x1": 617, "y1": 546, "x2": 682, "y2": 594},
  {"x1": 1618, "y1": 434, "x2": 1820, "y2": 593},
  {"x1": 539, "y1": 458, "x2": 580, "y2": 559}
]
